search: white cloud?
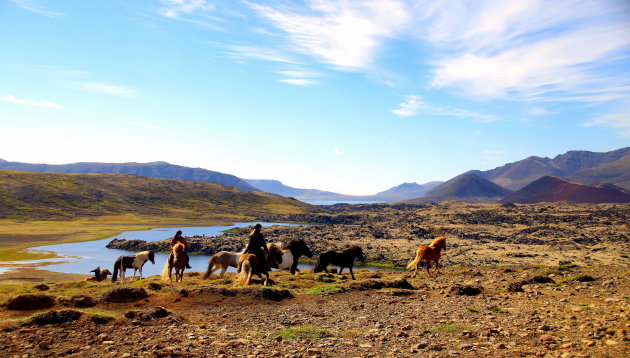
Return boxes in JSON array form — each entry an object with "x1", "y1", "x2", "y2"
[
  {"x1": 333, "y1": 147, "x2": 343, "y2": 155},
  {"x1": 423, "y1": 1, "x2": 630, "y2": 102},
  {"x1": 1, "y1": 94, "x2": 63, "y2": 108},
  {"x1": 249, "y1": 0, "x2": 411, "y2": 70},
  {"x1": 158, "y1": 0, "x2": 214, "y2": 18},
  {"x1": 391, "y1": 95, "x2": 422, "y2": 117},
  {"x1": 226, "y1": 45, "x2": 297, "y2": 64},
  {"x1": 391, "y1": 95, "x2": 499, "y2": 122},
  {"x1": 9, "y1": 0, "x2": 64, "y2": 18},
  {"x1": 582, "y1": 113, "x2": 630, "y2": 137},
  {"x1": 279, "y1": 79, "x2": 316, "y2": 86},
  {"x1": 80, "y1": 82, "x2": 138, "y2": 97}
]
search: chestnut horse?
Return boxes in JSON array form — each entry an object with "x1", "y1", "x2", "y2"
[
  {"x1": 267, "y1": 239, "x2": 313, "y2": 276},
  {"x1": 313, "y1": 245, "x2": 366, "y2": 280},
  {"x1": 407, "y1": 237, "x2": 447, "y2": 278},
  {"x1": 87, "y1": 267, "x2": 112, "y2": 282},
  {"x1": 234, "y1": 245, "x2": 283, "y2": 286},
  {"x1": 162, "y1": 243, "x2": 187, "y2": 282},
  {"x1": 202, "y1": 251, "x2": 241, "y2": 279}
]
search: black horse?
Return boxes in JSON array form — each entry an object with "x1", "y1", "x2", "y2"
[{"x1": 313, "y1": 245, "x2": 366, "y2": 280}]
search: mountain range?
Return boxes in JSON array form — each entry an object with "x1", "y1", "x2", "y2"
[
  {"x1": 0, "y1": 170, "x2": 310, "y2": 220},
  {"x1": 0, "y1": 160, "x2": 256, "y2": 192},
  {"x1": 1, "y1": 146, "x2": 628, "y2": 204}
]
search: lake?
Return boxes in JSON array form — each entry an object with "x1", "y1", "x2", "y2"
[
  {"x1": 301, "y1": 200, "x2": 385, "y2": 205},
  {"x1": 6, "y1": 222, "x2": 391, "y2": 277},
  {"x1": 8, "y1": 222, "x2": 300, "y2": 276}
]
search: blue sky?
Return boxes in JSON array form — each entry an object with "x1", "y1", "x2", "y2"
[{"x1": 1, "y1": 0, "x2": 629, "y2": 195}]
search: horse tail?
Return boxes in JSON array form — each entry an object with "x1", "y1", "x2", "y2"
[
  {"x1": 407, "y1": 247, "x2": 427, "y2": 270},
  {"x1": 112, "y1": 257, "x2": 121, "y2": 282},
  {"x1": 234, "y1": 260, "x2": 252, "y2": 286},
  {"x1": 313, "y1": 253, "x2": 325, "y2": 273},
  {"x1": 202, "y1": 255, "x2": 216, "y2": 279},
  {"x1": 161, "y1": 259, "x2": 171, "y2": 281}
]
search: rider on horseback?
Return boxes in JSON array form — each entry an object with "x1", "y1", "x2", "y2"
[
  {"x1": 169, "y1": 230, "x2": 192, "y2": 269},
  {"x1": 242, "y1": 224, "x2": 269, "y2": 273}
]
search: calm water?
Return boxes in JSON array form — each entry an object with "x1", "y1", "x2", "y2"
[
  {"x1": 10, "y1": 222, "x2": 308, "y2": 276},
  {"x1": 301, "y1": 200, "x2": 385, "y2": 205}
]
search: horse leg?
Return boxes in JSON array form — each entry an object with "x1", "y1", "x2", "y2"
[
  {"x1": 349, "y1": 266, "x2": 356, "y2": 280},
  {"x1": 339, "y1": 267, "x2": 344, "y2": 274},
  {"x1": 138, "y1": 267, "x2": 143, "y2": 280},
  {"x1": 290, "y1": 261, "x2": 299, "y2": 276},
  {"x1": 263, "y1": 272, "x2": 270, "y2": 286}
]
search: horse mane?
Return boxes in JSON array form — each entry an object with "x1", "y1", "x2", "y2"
[
  {"x1": 173, "y1": 242, "x2": 185, "y2": 254},
  {"x1": 431, "y1": 237, "x2": 446, "y2": 248},
  {"x1": 344, "y1": 245, "x2": 362, "y2": 253}
]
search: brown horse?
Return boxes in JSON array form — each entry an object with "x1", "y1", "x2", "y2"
[
  {"x1": 202, "y1": 251, "x2": 240, "y2": 279},
  {"x1": 234, "y1": 245, "x2": 284, "y2": 286},
  {"x1": 407, "y1": 237, "x2": 447, "y2": 278},
  {"x1": 86, "y1": 267, "x2": 112, "y2": 282},
  {"x1": 162, "y1": 243, "x2": 187, "y2": 282},
  {"x1": 313, "y1": 245, "x2": 366, "y2": 280}
]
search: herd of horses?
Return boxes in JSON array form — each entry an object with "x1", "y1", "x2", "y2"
[{"x1": 92, "y1": 235, "x2": 447, "y2": 286}]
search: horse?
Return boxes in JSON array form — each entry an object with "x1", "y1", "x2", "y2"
[
  {"x1": 407, "y1": 237, "x2": 447, "y2": 278},
  {"x1": 162, "y1": 242, "x2": 187, "y2": 282},
  {"x1": 112, "y1": 251, "x2": 155, "y2": 283},
  {"x1": 267, "y1": 239, "x2": 313, "y2": 276},
  {"x1": 86, "y1": 267, "x2": 112, "y2": 282},
  {"x1": 202, "y1": 251, "x2": 241, "y2": 279},
  {"x1": 313, "y1": 245, "x2": 366, "y2": 280},
  {"x1": 234, "y1": 244, "x2": 284, "y2": 286}
]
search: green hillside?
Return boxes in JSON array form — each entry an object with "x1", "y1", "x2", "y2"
[{"x1": 0, "y1": 170, "x2": 312, "y2": 220}]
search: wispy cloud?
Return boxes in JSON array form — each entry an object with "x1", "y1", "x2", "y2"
[
  {"x1": 279, "y1": 78, "x2": 316, "y2": 86},
  {"x1": 391, "y1": 95, "x2": 422, "y2": 117},
  {"x1": 392, "y1": 95, "x2": 499, "y2": 122},
  {"x1": 1, "y1": 94, "x2": 63, "y2": 109},
  {"x1": 226, "y1": 45, "x2": 297, "y2": 64},
  {"x1": 333, "y1": 147, "x2": 343, "y2": 156},
  {"x1": 158, "y1": 0, "x2": 214, "y2": 18},
  {"x1": 9, "y1": 0, "x2": 64, "y2": 18},
  {"x1": 423, "y1": 1, "x2": 630, "y2": 102},
  {"x1": 582, "y1": 113, "x2": 630, "y2": 137},
  {"x1": 80, "y1": 82, "x2": 138, "y2": 97},
  {"x1": 249, "y1": 0, "x2": 411, "y2": 70}
]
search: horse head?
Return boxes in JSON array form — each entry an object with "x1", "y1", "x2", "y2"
[
  {"x1": 148, "y1": 251, "x2": 156, "y2": 264},
  {"x1": 432, "y1": 237, "x2": 446, "y2": 251},
  {"x1": 289, "y1": 239, "x2": 313, "y2": 258},
  {"x1": 349, "y1": 245, "x2": 366, "y2": 262},
  {"x1": 267, "y1": 244, "x2": 283, "y2": 269}
]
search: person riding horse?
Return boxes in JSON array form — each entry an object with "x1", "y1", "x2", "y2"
[
  {"x1": 243, "y1": 224, "x2": 269, "y2": 274},
  {"x1": 168, "y1": 230, "x2": 192, "y2": 269}
]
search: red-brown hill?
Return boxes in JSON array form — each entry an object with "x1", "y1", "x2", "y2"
[{"x1": 500, "y1": 176, "x2": 630, "y2": 204}]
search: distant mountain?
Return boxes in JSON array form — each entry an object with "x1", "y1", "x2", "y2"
[
  {"x1": 0, "y1": 160, "x2": 257, "y2": 191},
  {"x1": 372, "y1": 181, "x2": 442, "y2": 201},
  {"x1": 244, "y1": 179, "x2": 344, "y2": 199},
  {"x1": 408, "y1": 174, "x2": 513, "y2": 203},
  {"x1": 245, "y1": 179, "x2": 444, "y2": 202},
  {"x1": 0, "y1": 170, "x2": 312, "y2": 220},
  {"x1": 567, "y1": 154, "x2": 630, "y2": 190},
  {"x1": 500, "y1": 176, "x2": 630, "y2": 204},
  {"x1": 469, "y1": 147, "x2": 630, "y2": 191}
]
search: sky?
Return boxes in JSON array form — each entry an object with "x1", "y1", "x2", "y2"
[{"x1": 1, "y1": 0, "x2": 629, "y2": 195}]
